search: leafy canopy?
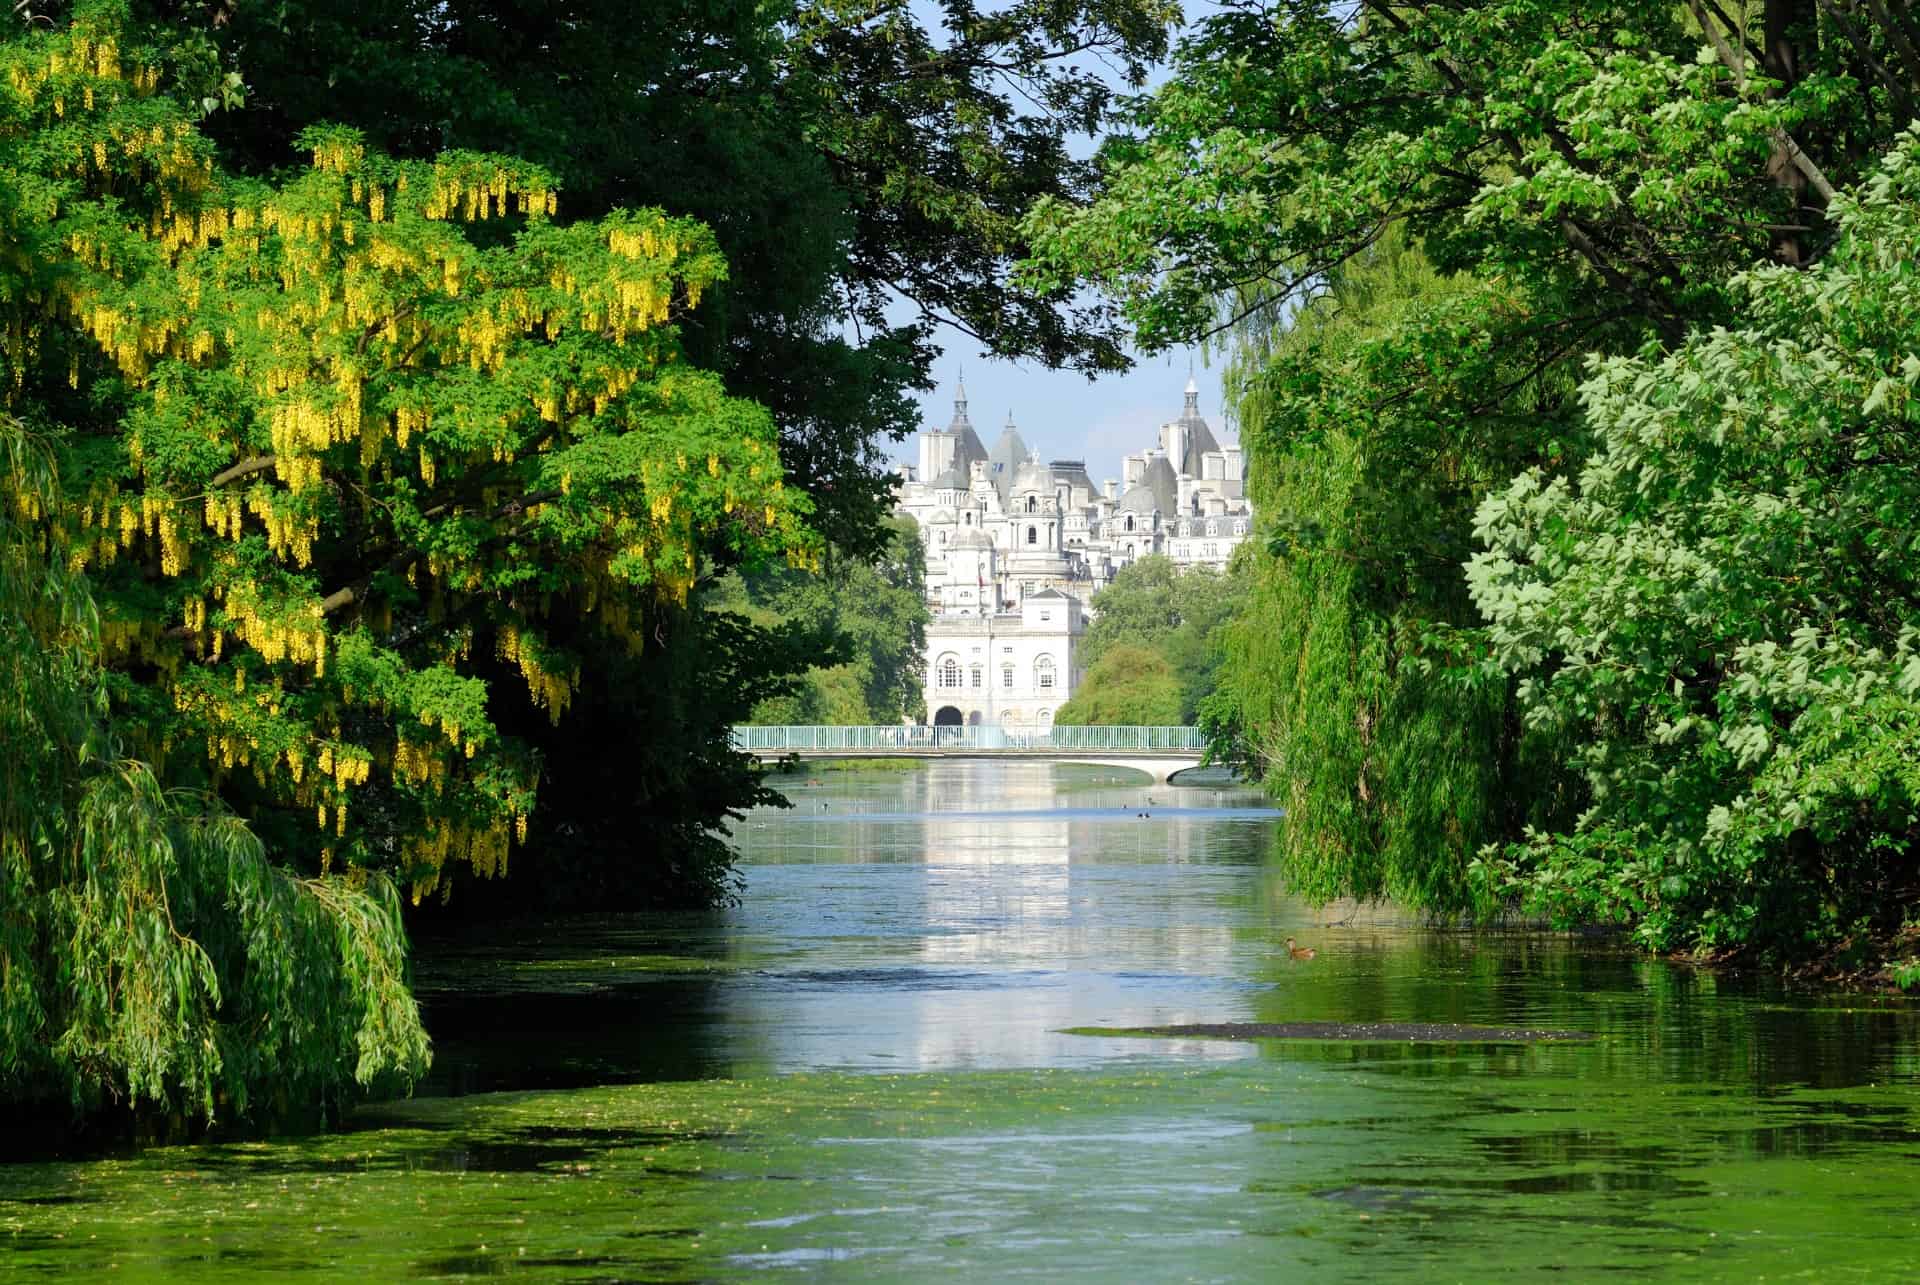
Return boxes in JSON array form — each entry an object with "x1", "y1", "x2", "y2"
[
  {"x1": 1468, "y1": 135, "x2": 1920, "y2": 952},
  {"x1": 1054, "y1": 642, "x2": 1182, "y2": 726},
  {"x1": 2, "y1": 6, "x2": 813, "y2": 900}
]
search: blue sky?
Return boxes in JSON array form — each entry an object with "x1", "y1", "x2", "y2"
[
  {"x1": 895, "y1": 1, "x2": 1221, "y2": 487},
  {"x1": 908, "y1": 346, "x2": 1215, "y2": 487}
]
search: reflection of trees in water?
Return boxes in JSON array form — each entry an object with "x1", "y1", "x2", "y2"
[{"x1": 1235, "y1": 808, "x2": 1920, "y2": 1104}]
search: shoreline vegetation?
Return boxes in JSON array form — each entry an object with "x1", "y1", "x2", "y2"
[
  {"x1": 767, "y1": 758, "x2": 928, "y2": 776},
  {"x1": 1025, "y1": 3, "x2": 1920, "y2": 986},
  {"x1": 7, "y1": 0, "x2": 1920, "y2": 1145},
  {"x1": 0, "y1": 0, "x2": 1167, "y2": 1135}
]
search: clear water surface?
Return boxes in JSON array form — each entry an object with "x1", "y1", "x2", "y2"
[{"x1": 4, "y1": 762, "x2": 1919, "y2": 1281}]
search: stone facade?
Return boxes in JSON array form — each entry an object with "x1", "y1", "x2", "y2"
[
  {"x1": 923, "y1": 591, "x2": 1084, "y2": 729},
  {"x1": 897, "y1": 379, "x2": 1253, "y2": 726}
]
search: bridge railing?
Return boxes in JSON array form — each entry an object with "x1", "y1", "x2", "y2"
[{"x1": 729, "y1": 725, "x2": 1208, "y2": 753}]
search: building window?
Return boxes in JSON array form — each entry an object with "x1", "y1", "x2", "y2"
[
  {"x1": 1026, "y1": 525, "x2": 1037, "y2": 545},
  {"x1": 970, "y1": 666, "x2": 982, "y2": 688},
  {"x1": 1207, "y1": 521, "x2": 1219, "y2": 536},
  {"x1": 939, "y1": 656, "x2": 961, "y2": 688},
  {"x1": 1039, "y1": 611, "x2": 1051, "y2": 622},
  {"x1": 1036, "y1": 656, "x2": 1056, "y2": 690},
  {"x1": 1124, "y1": 515, "x2": 1135, "y2": 532},
  {"x1": 1026, "y1": 495, "x2": 1037, "y2": 513},
  {"x1": 1002, "y1": 666, "x2": 1015, "y2": 689}
]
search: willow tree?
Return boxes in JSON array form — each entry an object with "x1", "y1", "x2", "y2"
[
  {"x1": 2, "y1": 8, "x2": 813, "y2": 902},
  {"x1": 2, "y1": 418, "x2": 429, "y2": 1125},
  {"x1": 1023, "y1": 0, "x2": 1909, "y2": 917}
]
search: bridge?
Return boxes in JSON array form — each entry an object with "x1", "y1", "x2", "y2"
[{"x1": 729, "y1": 725, "x2": 1212, "y2": 784}]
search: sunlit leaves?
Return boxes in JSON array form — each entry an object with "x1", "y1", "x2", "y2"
[
  {"x1": 1, "y1": 8, "x2": 814, "y2": 898},
  {"x1": 1470, "y1": 135, "x2": 1920, "y2": 952}
]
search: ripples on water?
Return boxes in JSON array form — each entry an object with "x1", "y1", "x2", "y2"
[{"x1": 4, "y1": 761, "x2": 1919, "y2": 1281}]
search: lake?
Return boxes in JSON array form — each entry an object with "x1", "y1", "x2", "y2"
[{"x1": 4, "y1": 761, "x2": 1918, "y2": 1280}]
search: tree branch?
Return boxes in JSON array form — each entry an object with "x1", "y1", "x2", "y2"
[{"x1": 210, "y1": 454, "x2": 276, "y2": 487}]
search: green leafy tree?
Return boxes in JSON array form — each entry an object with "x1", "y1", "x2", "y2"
[
  {"x1": 716, "y1": 516, "x2": 929, "y2": 725},
  {"x1": 2, "y1": 419, "x2": 428, "y2": 1129},
  {"x1": 1467, "y1": 137, "x2": 1920, "y2": 955},
  {"x1": 1023, "y1": 0, "x2": 1916, "y2": 916},
  {"x1": 1, "y1": 9, "x2": 812, "y2": 906},
  {"x1": 1081, "y1": 553, "x2": 1241, "y2": 721},
  {"x1": 1054, "y1": 643, "x2": 1183, "y2": 726}
]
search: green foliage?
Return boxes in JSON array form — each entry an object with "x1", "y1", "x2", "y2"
[
  {"x1": 1080, "y1": 553, "x2": 1241, "y2": 721},
  {"x1": 715, "y1": 517, "x2": 929, "y2": 726},
  {"x1": 164, "y1": 0, "x2": 1180, "y2": 553},
  {"x1": 1054, "y1": 643, "x2": 1182, "y2": 726},
  {"x1": 102, "y1": 0, "x2": 1169, "y2": 919},
  {"x1": 1025, "y1": 0, "x2": 1920, "y2": 943},
  {"x1": 1468, "y1": 138, "x2": 1920, "y2": 954},
  {"x1": 0, "y1": 8, "x2": 815, "y2": 902},
  {"x1": 1186, "y1": 234, "x2": 1574, "y2": 912},
  {"x1": 2, "y1": 419, "x2": 428, "y2": 1127}
]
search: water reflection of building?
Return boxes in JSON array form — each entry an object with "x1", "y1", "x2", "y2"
[{"x1": 723, "y1": 762, "x2": 1273, "y2": 1071}]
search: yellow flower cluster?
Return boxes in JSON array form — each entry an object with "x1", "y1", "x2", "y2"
[
  {"x1": 393, "y1": 735, "x2": 451, "y2": 792},
  {"x1": 311, "y1": 136, "x2": 366, "y2": 175},
  {"x1": 420, "y1": 163, "x2": 556, "y2": 222},
  {"x1": 405, "y1": 818, "x2": 517, "y2": 903},
  {"x1": 268, "y1": 384, "x2": 363, "y2": 465},
  {"x1": 221, "y1": 585, "x2": 327, "y2": 675},
  {"x1": 246, "y1": 490, "x2": 317, "y2": 565},
  {"x1": 202, "y1": 491, "x2": 245, "y2": 540},
  {"x1": 496, "y1": 625, "x2": 578, "y2": 724}
]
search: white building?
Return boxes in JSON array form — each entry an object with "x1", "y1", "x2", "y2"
[
  {"x1": 897, "y1": 378, "x2": 1254, "y2": 727},
  {"x1": 923, "y1": 590, "x2": 1084, "y2": 728}
]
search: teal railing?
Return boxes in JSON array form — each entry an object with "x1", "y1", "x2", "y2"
[{"x1": 729, "y1": 725, "x2": 1207, "y2": 753}]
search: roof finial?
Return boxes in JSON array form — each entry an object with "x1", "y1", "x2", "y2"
[{"x1": 1184, "y1": 360, "x2": 1200, "y2": 411}]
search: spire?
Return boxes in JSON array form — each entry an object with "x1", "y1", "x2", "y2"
[
  {"x1": 947, "y1": 373, "x2": 972, "y2": 433},
  {"x1": 1184, "y1": 365, "x2": 1200, "y2": 416}
]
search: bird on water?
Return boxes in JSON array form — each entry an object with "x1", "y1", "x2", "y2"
[{"x1": 1285, "y1": 937, "x2": 1317, "y2": 961}]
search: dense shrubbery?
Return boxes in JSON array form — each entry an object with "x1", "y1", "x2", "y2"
[
  {"x1": 1469, "y1": 145, "x2": 1920, "y2": 952},
  {"x1": 1029, "y1": 0, "x2": 1920, "y2": 961},
  {"x1": 1054, "y1": 643, "x2": 1183, "y2": 726}
]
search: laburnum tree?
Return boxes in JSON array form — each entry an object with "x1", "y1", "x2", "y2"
[
  {"x1": 1, "y1": 9, "x2": 815, "y2": 904},
  {"x1": 2, "y1": 417, "x2": 430, "y2": 1127}
]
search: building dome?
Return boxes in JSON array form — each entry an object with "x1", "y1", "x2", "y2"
[
  {"x1": 1010, "y1": 459, "x2": 1052, "y2": 497},
  {"x1": 951, "y1": 528, "x2": 995, "y2": 550},
  {"x1": 1117, "y1": 483, "x2": 1160, "y2": 514},
  {"x1": 987, "y1": 412, "x2": 1033, "y2": 497}
]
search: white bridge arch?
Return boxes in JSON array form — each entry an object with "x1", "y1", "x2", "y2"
[{"x1": 730, "y1": 725, "x2": 1212, "y2": 785}]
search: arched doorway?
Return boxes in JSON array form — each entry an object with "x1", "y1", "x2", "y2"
[
  {"x1": 967, "y1": 710, "x2": 984, "y2": 725},
  {"x1": 933, "y1": 706, "x2": 964, "y2": 726}
]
